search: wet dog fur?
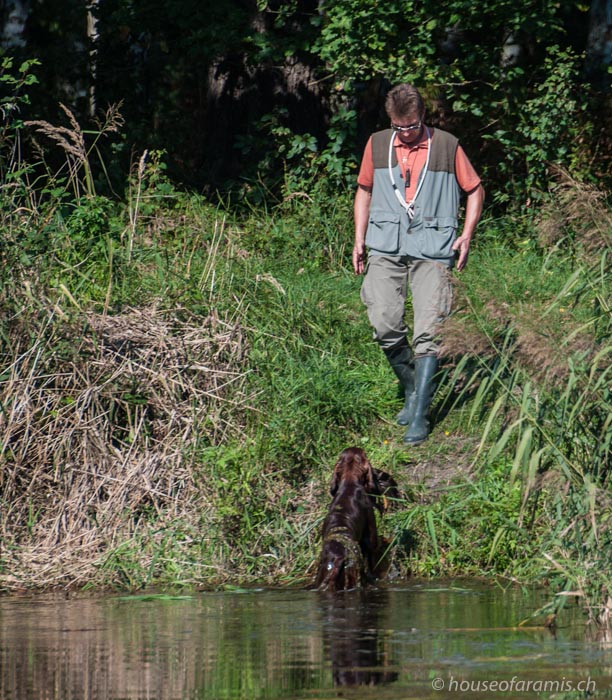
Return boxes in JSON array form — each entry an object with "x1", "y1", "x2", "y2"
[{"x1": 314, "y1": 447, "x2": 398, "y2": 592}]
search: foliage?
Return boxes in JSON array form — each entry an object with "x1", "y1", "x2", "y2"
[
  {"x1": 241, "y1": 106, "x2": 359, "y2": 198},
  {"x1": 0, "y1": 55, "x2": 40, "y2": 298},
  {"x1": 486, "y1": 45, "x2": 590, "y2": 205},
  {"x1": 0, "y1": 55, "x2": 39, "y2": 136},
  {"x1": 388, "y1": 459, "x2": 528, "y2": 577},
  {"x1": 270, "y1": 0, "x2": 596, "y2": 204},
  {"x1": 7, "y1": 0, "x2": 606, "y2": 206}
]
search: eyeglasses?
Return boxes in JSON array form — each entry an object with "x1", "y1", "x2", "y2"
[{"x1": 391, "y1": 121, "x2": 422, "y2": 133}]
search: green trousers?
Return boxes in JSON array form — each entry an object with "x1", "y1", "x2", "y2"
[{"x1": 360, "y1": 255, "x2": 453, "y2": 355}]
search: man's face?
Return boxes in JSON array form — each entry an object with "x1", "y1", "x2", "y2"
[{"x1": 390, "y1": 112, "x2": 423, "y2": 144}]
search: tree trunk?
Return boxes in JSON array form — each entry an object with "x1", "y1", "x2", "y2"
[
  {"x1": 87, "y1": 0, "x2": 99, "y2": 116},
  {"x1": 1, "y1": 0, "x2": 30, "y2": 48},
  {"x1": 585, "y1": 0, "x2": 612, "y2": 87}
]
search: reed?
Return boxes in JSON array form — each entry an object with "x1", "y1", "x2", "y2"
[{"x1": 411, "y1": 170, "x2": 612, "y2": 626}]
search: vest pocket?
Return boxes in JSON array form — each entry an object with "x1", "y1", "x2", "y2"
[
  {"x1": 417, "y1": 216, "x2": 458, "y2": 258},
  {"x1": 365, "y1": 210, "x2": 401, "y2": 253}
]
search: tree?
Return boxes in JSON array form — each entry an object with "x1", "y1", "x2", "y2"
[{"x1": 2, "y1": 0, "x2": 605, "y2": 202}]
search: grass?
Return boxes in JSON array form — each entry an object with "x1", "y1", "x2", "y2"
[{"x1": 1, "y1": 123, "x2": 612, "y2": 634}]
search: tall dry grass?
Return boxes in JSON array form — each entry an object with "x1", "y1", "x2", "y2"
[
  {"x1": 1, "y1": 304, "x2": 252, "y2": 588},
  {"x1": 25, "y1": 102, "x2": 123, "y2": 199}
]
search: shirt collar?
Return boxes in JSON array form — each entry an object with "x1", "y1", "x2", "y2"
[{"x1": 394, "y1": 125, "x2": 432, "y2": 150}]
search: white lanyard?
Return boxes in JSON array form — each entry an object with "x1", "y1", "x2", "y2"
[{"x1": 388, "y1": 126, "x2": 431, "y2": 220}]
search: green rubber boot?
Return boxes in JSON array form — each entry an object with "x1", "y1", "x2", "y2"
[
  {"x1": 403, "y1": 355, "x2": 438, "y2": 445},
  {"x1": 383, "y1": 343, "x2": 416, "y2": 426}
]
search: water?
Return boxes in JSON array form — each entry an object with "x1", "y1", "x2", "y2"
[{"x1": 1, "y1": 581, "x2": 611, "y2": 699}]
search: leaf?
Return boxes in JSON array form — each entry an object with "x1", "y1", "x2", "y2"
[
  {"x1": 510, "y1": 426, "x2": 533, "y2": 485},
  {"x1": 426, "y1": 510, "x2": 440, "y2": 562}
]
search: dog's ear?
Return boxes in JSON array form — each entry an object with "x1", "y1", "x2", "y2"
[
  {"x1": 330, "y1": 464, "x2": 341, "y2": 496},
  {"x1": 364, "y1": 458, "x2": 388, "y2": 514},
  {"x1": 364, "y1": 458, "x2": 378, "y2": 494},
  {"x1": 330, "y1": 450, "x2": 351, "y2": 495}
]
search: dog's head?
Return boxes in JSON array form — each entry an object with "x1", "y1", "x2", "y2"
[
  {"x1": 329, "y1": 448, "x2": 401, "y2": 514},
  {"x1": 330, "y1": 447, "x2": 376, "y2": 496}
]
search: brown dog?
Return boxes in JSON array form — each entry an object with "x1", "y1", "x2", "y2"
[{"x1": 314, "y1": 447, "x2": 398, "y2": 592}]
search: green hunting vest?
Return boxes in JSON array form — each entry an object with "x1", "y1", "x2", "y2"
[{"x1": 365, "y1": 127, "x2": 460, "y2": 266}]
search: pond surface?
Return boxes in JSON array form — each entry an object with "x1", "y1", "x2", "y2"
[{"x1": 1, "y1": 581, "x2": 611, "y2": 699}]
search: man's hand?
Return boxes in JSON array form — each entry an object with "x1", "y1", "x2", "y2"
[
  {"x1": 352, "y1": 242, "x2": 366, "y2": 275},
  {"x1": 453, "y1": 184, "x2": 484, "y2": 272},
  {"x1": 452, "y1": 234, "x2": 471, "y2": 272},
  {"x1": 353, "y1": 185, "x2": 372, "y2": 275}
]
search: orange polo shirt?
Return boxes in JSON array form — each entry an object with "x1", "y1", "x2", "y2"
[{"x1": 357, "y1": 127, "x2": 481, "y2": 200}]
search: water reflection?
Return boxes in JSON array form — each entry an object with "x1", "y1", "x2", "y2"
[
  {"x1": 1, "y1": 583, "x2": 611, "y2": 699},
  {"x1": 318, "y1": 588, "x2": 398, "y2": 688}
]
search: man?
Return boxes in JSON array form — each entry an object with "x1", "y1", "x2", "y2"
[{"x1": 353, "y1": 83, "x2": 484, "y2": 445}]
